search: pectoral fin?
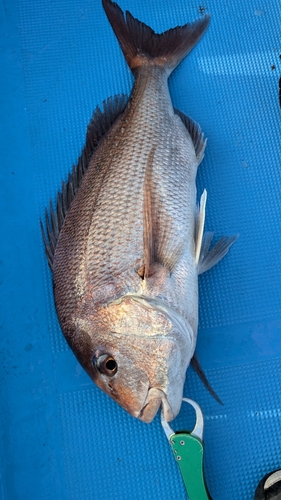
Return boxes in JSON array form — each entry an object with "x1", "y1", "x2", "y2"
[
  {"x1": 143, "y1": 147, "x2": 156, "y2": 278},
  {"x1": 142, "y1": 147, "x2": 185, "y2": 279}
]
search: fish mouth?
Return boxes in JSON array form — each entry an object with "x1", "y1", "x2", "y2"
[{"x1": 138, "y1": 388, "x2": 174, "y2": 423}]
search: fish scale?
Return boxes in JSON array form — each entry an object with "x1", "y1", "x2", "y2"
[
  {"x1": 85, "y1": 73, "x2": 195, "y2": 290},
  {"x1": 42, "y1": 0, "x2": 237, "y2": 423}
]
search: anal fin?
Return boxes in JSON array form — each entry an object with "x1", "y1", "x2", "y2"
[{"x1": 174, "y1": 108, "x2": 207, "y2": 165}]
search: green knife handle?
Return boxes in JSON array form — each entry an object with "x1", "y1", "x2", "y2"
[{"x1": 171, "y1": 433, "x2": 211, "y2": 500}]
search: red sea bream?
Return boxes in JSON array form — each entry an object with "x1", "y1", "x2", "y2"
[{"x1": 42, "y1": 0, "x2": 236, "y2": 423}]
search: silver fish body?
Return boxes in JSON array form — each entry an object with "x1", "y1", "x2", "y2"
[{"x1": 42, "y1": 0, "x2": 236, "y2": 423}]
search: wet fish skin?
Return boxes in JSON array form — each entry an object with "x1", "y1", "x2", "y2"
[
  {"x1": 42, "y1": 0, "x2": 236, "y2": 423},
  {"x1": 54, "y1": 61, "x2": 199, "y2": 421}
]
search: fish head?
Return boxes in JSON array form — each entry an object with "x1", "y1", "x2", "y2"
[{"x1": 66, "y1": 295, "x2": 195, "y2": 423}]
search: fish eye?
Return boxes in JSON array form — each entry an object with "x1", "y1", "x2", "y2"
[{"x1": 93, "y1": 354, "x2": 118, "y2": 377}]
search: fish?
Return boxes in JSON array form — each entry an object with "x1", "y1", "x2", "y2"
[{"x1": 41, "y1": 0, "x2": 237, "y2": 423}]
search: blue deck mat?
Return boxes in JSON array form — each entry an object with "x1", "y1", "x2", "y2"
[{"x1": 1, "y1": 0, "x2": 281, "y2": 498}]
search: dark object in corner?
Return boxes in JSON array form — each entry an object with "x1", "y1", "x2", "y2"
[{"x1": 254, "y1": 470, "x2": 281, "y2": 499}]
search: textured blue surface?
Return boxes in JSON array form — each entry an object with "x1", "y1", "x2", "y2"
[{"x1": 1, "y1": 0, "x2": 281, "y2": 499}]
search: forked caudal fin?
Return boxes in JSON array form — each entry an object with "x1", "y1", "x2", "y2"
[{"x1": 102, "y1": 0, "x2": 210, "y2": 74}]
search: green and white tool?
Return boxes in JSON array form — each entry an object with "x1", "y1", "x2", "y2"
[{"x1": 161, "y1": 398, "x2": 212, "y2": 500}]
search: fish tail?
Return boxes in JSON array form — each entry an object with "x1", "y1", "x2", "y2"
[{"x1": 102, "y1": 0, "x2": 210, "y2": 74}]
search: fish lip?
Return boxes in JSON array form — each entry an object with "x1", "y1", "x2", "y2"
[{"x1": 138, "y1": 388, "x2": 173, "y2": 423}]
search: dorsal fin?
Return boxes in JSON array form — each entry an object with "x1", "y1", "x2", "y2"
[
  {"x1": 174, "y1": 108, "x2": 207, "y2": 164},
  {"x1": 41, "y1": 94, "x2": 128, "y2": 270}
]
